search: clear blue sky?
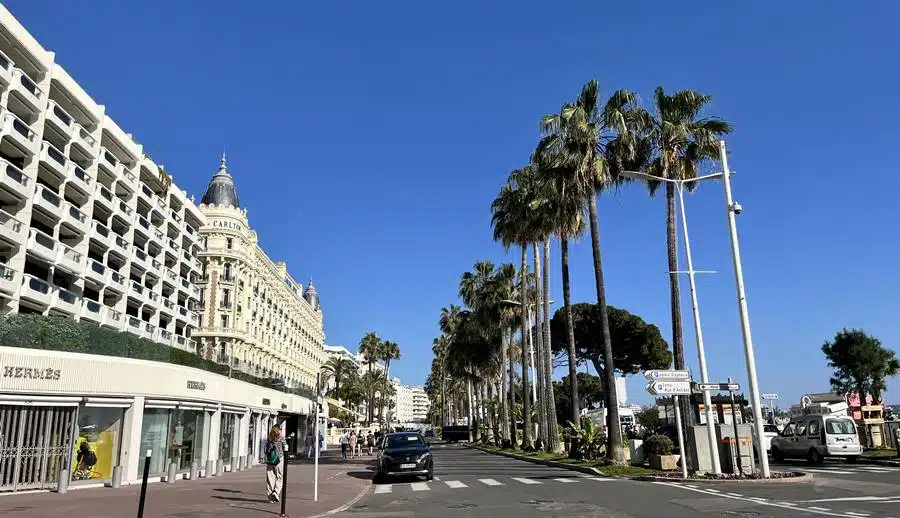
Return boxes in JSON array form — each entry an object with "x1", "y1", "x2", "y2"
[{"x1": 8, "y1": 1, "x2": 898, "y2": 407}]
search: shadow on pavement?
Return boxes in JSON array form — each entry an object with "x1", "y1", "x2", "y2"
[
  {"x1": 346, "y1": 470, "x2": 375, "y2": 481},
  {"x1": 213, "y1": 488, "x2": 243, "y2": 493},
  {"x1": 211, "y1": 495, "x2": 272, "y2": 504}
]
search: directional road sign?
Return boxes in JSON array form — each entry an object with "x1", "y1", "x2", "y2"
[
  {"x1": 644, "y1": 369, "x2": 691, "y2": 381},
  {"x1": 646, "y1": 380, "x2": 692, "y2": 396},
  {"x1": 761, "y1": 393, "x2": 779, "y2": 400},
  {"x1": 697, "y1": 383, "x2": 740, "y2": 392}
]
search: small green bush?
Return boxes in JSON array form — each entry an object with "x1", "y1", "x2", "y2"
[
  {"x1": 0, "y1": 314, "x2": 314, "y2": 399},
  {"x1": 644, "y1": 434, "x2": 674, "y2": 455}
]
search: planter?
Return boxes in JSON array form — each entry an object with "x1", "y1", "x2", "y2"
[
  {"x1": 629, "y1": 439, "x2": 645, "y2": 466},
  {"x1": 649, "y1": 453, "x2": 680, "y2": 471}
]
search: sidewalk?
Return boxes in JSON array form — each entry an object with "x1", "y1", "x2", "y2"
[{"x1": 0, "y1": 454, "x2": 374, "y2": 518}]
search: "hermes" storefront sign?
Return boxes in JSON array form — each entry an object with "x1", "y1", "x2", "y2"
[
  {"x1": 3, "y1": 366, "x2": 62, "y2": 380},
  {"x1": 186, "y1": 380, "x2": 207, "y2": 391}
]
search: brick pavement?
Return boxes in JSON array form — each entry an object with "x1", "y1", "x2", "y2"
[{"x1": 0, "y1": 454, "x2": 375, "y2": 518}]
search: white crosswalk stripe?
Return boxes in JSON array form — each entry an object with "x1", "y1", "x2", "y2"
[
  {"x1": 512, "y1": 477, "x2": 541, "y2": 485},
  {"x1": 444, "y1": 480, "x2": 467, "y2": 488},
  {"x1": 374, "y1": 484, "x2": 392, "y2": 494},
  {"x1": 478, "y1": 478, "x2": 503, "y2": 486},
  {"x1": 553, "y1": 477, "x2": 578, "y2": 483},
  {"x1": 371, "y1": 476, "x2": 618, "y2": 495},
  {"x1": 410, "y1": 482, "x2": 429, "y2": 491}
]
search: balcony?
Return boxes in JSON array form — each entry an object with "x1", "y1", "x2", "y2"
[
  {"x1": 27, "y1": 228, "x2": 58, "y2": 263},
  {"x1": 178, "y1": 277, "x2": 190, "y2": 295},
  {"x1": 10, "y1": 68, "x2": 43, "y2": 110},
  {"x1": 176, "y1": 305, "x2": 190, "y2": 321},
  {"x1": 135, "y1": 214, "x2": 152, "y2": 238},
  {"x1": 0, "y1": 50, "x2": 12, "y2": 85},
  {"x1": 0, "y1": 263, "x2": 18, "y2": 296},
  {"x1": 170, "y1": 210, "x2": 182, "y2": 224},
  {"x1": 67, "y1": 164, "x2": 93, "y2": 194},
  {"x1": 57, "y1": 242, "x2": 85, "y2": 273},
  {"x1": 33, "y1": 183, "x2": 63, "y2": 219},
  {"x1": 121, "y1": 169, "x2": 138, "y2": 192},
  {"x1": 155, "y1": 196, "x2": 166, "y2": 212},
  {"x1": 147, "y1": 290, "x2": 160, "y2": 305},
  {"x1": 139, "y1": 183, "x2": 154, "y2": 204},
  {"x1": 62, "y1": 202, "x2": 89, "y2": 234},
  {"x1": 79, "y1": 299, "x2": 103, "y2": 324},
  {"x1": 112, "y1": 232, "x2": 129, "y2": 255},
  {"x1": 90, "y1": 221, "x2": 112, "y2": 249},
  {"x1": 53, "y1": 286, "x2": 79, "y2": 315},
  {"x1": 40, "y1": 141, "x2": 68, "y2": 178},
  {"x1": 73, "y1": 126, "x2": 97, "y2": 156},
  {"x1": 144, "y1": 322, "x2": 158, "y2": 342},
  {"x1": 161, "y1": 297, "x2": 176, "y2": 314},
  {"x1": 0, "y1": 159, "x2": 30, "y2": 200},
  {"x1": 0, "y1": 209, "x2": 26, "y2": 245},
  {"x1": 132, "y1": 248, "x2": 149, "y2": 270},
  {"x1": 150, "y1": 257, "x2": 163, "y2": 276},
  {"x1": 107, "y1": 269, "x2": 126, "y2": 292},
  {"x1": 19, "y1": 274, "x2": 52, "y2": 306},
  {"x1": 190, "y1": 284, "x2": 201, "y2": 299},
  {"x1": 168, "y1": 238, "x2": 180, "y2": 252},
  {"x1": 99, "y1": 147, "x2": 123, "y2": 176},
  {"x1": 174, "y1": 334, "x2": 187, "y2": 348},
  {"x1": 129, "y1": 281, "x2": 148, "y2": 305},
  {"x1": 85, "y1": 259, "x2": 106, "y2": 285},
  {"x1": 0, "y1": 110, "x2": 38, "y2": 155},
  {"x1": 102, "y1": 307, "x2": 123, "y2": 328},
  {"x1": 159, "y1": 328, "x2": 174, "y2": 345},
  {"x1": 188, "y1": 311, "x2": 199, "y2": 325},
  {"x1": 93, "y1": 183, "x2": 114, "y2": 210},
  {"x1": 46, "y1": 101, "x2": 74, "y2": 138},
  {"x1": 164, "y1": 267, "x2": 178, "y2": 285},
  {"x1": 127, "y1": 315, "x2": 143, "y2": 336}
]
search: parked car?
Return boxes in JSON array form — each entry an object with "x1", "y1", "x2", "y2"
[
  {"x1": 769, "y1": 415, "x2": 862, "y2": 463},
  {"x1": 375, "y1": 432, "x2": 434, "y2": 482},
  {"x1": 757, "y1": 423, "x2": 780, "y2": 453}
]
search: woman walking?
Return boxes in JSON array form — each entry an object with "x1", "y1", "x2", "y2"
[
  {"x1": 348, "y1": 431, "x2": 358, "y2": 459},
  {"x1": 264, "y1": 425, "x2": 287, "y2": 503}
]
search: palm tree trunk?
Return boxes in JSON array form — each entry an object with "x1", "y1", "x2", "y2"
[
  {"x1": 519, "y1": 245, "x2": 533, "y2": 450},
  {"x1": 561, "y1": 238, "x2": 580, "y2": 424},
  {"x1": 499, "y1": 330, "x2": 510, "y2": 446},
  {"x1": 467, "y1": 378, "x2": 476, "y2": 441},
  {"x1": 508, "y1": 328, "x2": 518, "y2": 448},
  {"x1": 531, "y1": 242, "x2": 548, "y2": 449},
  {"x1": 440, "y1": 356, "x2": 446, "y2": 428},
  {"x1": 587, "y1": 193, "x2": 624, "y2": 464},
  {"x1": 542, "y1": 239, "x2": 561, "y2": 453}
]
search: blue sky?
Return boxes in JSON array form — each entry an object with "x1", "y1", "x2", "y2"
[{"x1": 8, "y1": 1, "x2": 898, "y2": 407}]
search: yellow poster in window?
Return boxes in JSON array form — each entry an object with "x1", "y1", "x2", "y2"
[{"x1": 71, "y1": 431, "x2": 116, "y2": 480}]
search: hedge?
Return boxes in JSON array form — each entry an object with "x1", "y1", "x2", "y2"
[{"x1": 0, "y1": 314, "x2": 315, "y2": 400}]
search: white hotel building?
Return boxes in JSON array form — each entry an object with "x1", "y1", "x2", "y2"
[{"x1": 0, "y1": 5, "x2": 323, "y2": 495}]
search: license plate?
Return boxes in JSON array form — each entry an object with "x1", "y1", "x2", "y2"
[{"x1": 400, "y1": 463, "x2": 416, "y2": 469}]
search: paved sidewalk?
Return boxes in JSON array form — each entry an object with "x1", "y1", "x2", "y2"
[{"x1": 0, "y1": 455, "x2": 375, "y2": 518}]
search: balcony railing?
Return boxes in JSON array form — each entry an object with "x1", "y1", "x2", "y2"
[
  {"x1": 0, "y1": 209, "x2": 26, "y2": 244},
  {"x1": 1, "y1": 110, "x2": 37, "y2": 152},
  {"x1": 47, "y1": 101, "x2": 73, "y2": 133},
  {"x1": 34, "y1": 183, "x2": 62, "y2": 218},
  {"x1": 69, "y1": 164, "x2": 93, "y2": 190},
  {"x1": 11, "y1": 68, "x2": 43, "y2": 108}
]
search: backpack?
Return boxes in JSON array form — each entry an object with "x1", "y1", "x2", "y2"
[{"x1": 265, "y1": 441, "x2": 281, "y2": 465}]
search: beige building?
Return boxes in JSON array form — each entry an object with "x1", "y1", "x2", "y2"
[{"x1": 193, "y1": 157, "x2": 325, "y2": 392}]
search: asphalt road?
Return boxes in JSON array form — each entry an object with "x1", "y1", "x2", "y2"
[{"x1": 345, "y1": 444, "x2": 887, "y2": 517}]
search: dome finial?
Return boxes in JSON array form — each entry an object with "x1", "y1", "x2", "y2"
[{"x1": 220, "y1": 148, "x2": 227, "y2": 171}]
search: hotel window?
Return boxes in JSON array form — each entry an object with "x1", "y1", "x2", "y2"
[
  {"x1": 226, "y1": 237, "x2": 233, "y2": 249},
  {"x1": 223, "y1": 263, "x2": 232, "y2": 281},
  {"x1": 221, "y1": 314, "x2": 229, "y2": 328}
]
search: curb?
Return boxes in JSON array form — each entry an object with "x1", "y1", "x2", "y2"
[
  {"x1": 632, "y1": 472, "x2": 813, "y2": 484},
  {"x1": 858, "y1": 457, "x2": 900, "y2": 467},
  {"x1": 306, "y1": 483, "x2": 372, "y2": 518},
  {"x1": 468, "y1": 444, "x2": 608, "y2": 477}
]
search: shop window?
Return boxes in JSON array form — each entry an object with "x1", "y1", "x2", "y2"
[
  {"x1": 219, "y1": 413, "x2": 236, "y2": 462},
  {"x1": 72, "y1": 406, "x2": 124, "y2": 482},
  {"x1": 170, "y1": 409, "x2": 206, "y2": 471},
  {"x1": 140, "y1": 408, "x2": 171, "y2": 474}
]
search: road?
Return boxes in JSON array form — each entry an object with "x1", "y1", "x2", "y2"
[{"x1": 345, "y1": 443, "x2": 900, "y2": 517}]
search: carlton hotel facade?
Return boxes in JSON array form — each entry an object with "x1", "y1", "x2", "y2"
[{"x1": 0, "y1": 5, "x2": 325, "y2": 494}]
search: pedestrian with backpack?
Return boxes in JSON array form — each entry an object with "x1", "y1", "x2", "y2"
[{"x1": 264, "y1": 425, "x2": 287, "y2": 503}]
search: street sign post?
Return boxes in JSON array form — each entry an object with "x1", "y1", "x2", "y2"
[
  {"x1": 697, "y1": 383, "x2": 740, "y2": 392},
  {"x1": 646, "y1": 377, "x2": 690, "y2": 479},
  {"x1": 646, "y1": 380, "x2": 693, "y2": 396},
  {"x1": 761, "y1": 393, "x2": 779, "y2": 423},
  {"x1": 644, "y1": 369, "x2": 691, "y2": 381},
  {"x1": 761, "y1": 393, "x2": 778, "y2": 400}
]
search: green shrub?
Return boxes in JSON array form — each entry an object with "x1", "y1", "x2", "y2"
[
  {"x1": 0, "y1": 314, "x2": 314, "y2": 399},
  {"x1": 644, "y1": 434, "x2": 674, "y2": 455}
]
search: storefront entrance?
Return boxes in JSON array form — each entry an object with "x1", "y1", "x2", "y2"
[{"x1": 0, "y1": 405, "x2": 77, "y2": 492}]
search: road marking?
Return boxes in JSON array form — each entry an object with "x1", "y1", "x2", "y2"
[
  {"x1": 726, "y1": 493, "x2": 743, "y2": 497},
  {"x1": 685, "y1": 484, "x2": 698, "y2": 489},
  {"x1": 374, "y1": 485, "x2": 392, "y2": 494},
  {"x1": 478, "y1": 478, "x2": 503, "y2": 486},
  {"x1": 802, "y1": 468, "x2": 856, "y2": 475},
  {"x1": 410, "y1": 482, "x2": 429, "y2": 491},
  {"x1": 809, "y1": 508, "x2": 832, "y2": 512},
  {"x1": 705, "y1": 488, "x2": 720, "y2": 493},
  {"x1": 512, "y1": 477, "x2": 541, "y2": 485},
  {"x1": 845, "y1": 513, "x2": 870, "y2": 517},
  {"x1": 553, "y1": 478, "x2": 578, "y2": 483},
  {"x1": 581, "y1": 476, "x2": 612, "y2": 481},
  {"x1": 444, "y1": 480, "x2": 467, "y2": 488},
  {"x1": 802, "y1": 496, "x2": 896, "y2": 503}
]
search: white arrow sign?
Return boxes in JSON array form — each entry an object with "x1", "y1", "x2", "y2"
[
  {"x1": 761, "y1": 393, "x2": 779, "y2": 400},
  {"x1": 646, "y1": 380, "x2": 692, "y2": 396},
  {"x1": 644, "y1": 369, "x2": 691, "y2": 381},
  {"x1": 697, "y1": 383, "x2": 741, "y2": 392}
]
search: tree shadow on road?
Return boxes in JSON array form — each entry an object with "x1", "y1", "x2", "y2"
[{"x1": 211, "y1": 495, "x2": 271, "y2": 504}]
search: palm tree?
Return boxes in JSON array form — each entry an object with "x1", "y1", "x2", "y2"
[
  {"x1": 491, "y1": 172, "x2": 536, "y2": 450},
  {"x1": 358, "y1": 331, "x2": 382, "y2": 424},
  {"x1": 630, "y1": 87, "x2": 732, "y2": 427},
  {"x1": 320, "y1": 356, "x2": 356, "y2": 400},
  {"x1": 539, "y1": 79, "x2": 641, "y2": 464}
]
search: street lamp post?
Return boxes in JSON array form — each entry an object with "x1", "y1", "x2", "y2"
[
  {"x1": 620, "y1": 169, "x2": 723, "y2": 475},
  {"x1": 719, "y1": 140, "x2": 770, "y2": 477}
]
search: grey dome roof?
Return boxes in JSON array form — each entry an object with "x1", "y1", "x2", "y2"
[
  {"x1": 201, "y1": 153, "x2": 240, "y2": 207},
  {"x1": 303, "y1": 279, "x2": 318, "y2": 297}
]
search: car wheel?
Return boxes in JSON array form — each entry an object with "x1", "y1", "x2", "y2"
[
  {"x1": 808, "y1": 448, "x2": 824, "y2": 465},
  {"x1": 771, "y1": 447, "x2": 784, "y2": 463}
]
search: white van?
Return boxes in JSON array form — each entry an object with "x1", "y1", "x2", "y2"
[{"x1": 769, "y1": 414, "x2": 863, "y2": 463}]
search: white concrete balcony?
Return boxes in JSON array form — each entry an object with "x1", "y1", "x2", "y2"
[
  {"x1": 173, "y1": 334, "x2": 188, "y2": 349},
  {"x1": 147, "y1": 289, "x2": 160, "y2": 306},
  {"x1": 177, "y1": 276, "x2": 191, "y2": 296},
  {"x1": 168, "y1": 237, "x2": 180, "y2": 253},
  {"x1": 27, "y1": 228, "x2": 58, "y2": 263},
  {"x1": 153, "y1": 227, "x2": 164, "y2": 243},
  {"x1": 114, "y1": 198, "x2": 133, "y2": 221},
  {"x1": 0, "y1": 209, "x2": 27, "y2": 246},
  {"x1": 72, "y1": 126, "x2": 97, "y2": 156},
  {"x1": 160, "y1": 297, "x2": 176, "y2": 315},
  {"x1": 155, "y1": 195, "x2": 167, "y2": 213},
  {"x1": 188, "y1": 310, "x2": 199, "y2": 325},
  {"x1": 134, "y1": 214, "x2": 152, "y2": 239},
  {"x1": 0, "y1": 110, "x2": 38, "y2": 155},
  {"x1": 0, "y1": 263, "x2": 18, "y2": 296},
  {"x1": 19, "y1": 274, "x2": 52, "y2": 307},
  {"x1": 57, "y1": 242, "x2": 85, "y2": 273},
  {"x1": 93, "y1": 183, "x2": 115, "y2": 211},
  {"x1": 138, "y1": 182, "x2": 154, "y2": 204},
  {"x1": 90, "y1": 220, "x2": 112, "y2": 248},
  {"x1": 10, "y1": 68, "x2": 43, "y2": 111},
  {"x1": 128, "y1": 281, "x2": 149, "y2": 306},
  {"x1": 121, "y1": 168, "x2": 138, "y2": 193},
  {"x1": 33, "y1": 183, "x2": 63, "y2": 219},
  {"x1": 163, "y1": 267, "x2": 178, "y2": 285},
  {"x1": 0, "y1": 50, "x2": 13, "y2": 86},
  {"x1": 158, "y1": 328, "x2": 174, "y2": 346},
  {"x1": 175, "y1": 304, "x2": 190, "y2": 322},
  {"x1": 46, "y1": 101, "x2": 75, "y2": 139},
  {"x1": 111, "y1": 232, "x2": 129, "y2": 255},
  {"x1": 99, "y1": 147, "x2": 124, "y2": 177},
  {"x1": 85, "y1": 258, "x2": 106, "y2": 285},
  {"x1": 132, "y1": 248, "x2": 150, "y2": 271},
  {"x1": 40, "y1": 141, "x2": 68, "y2": 179},
  {"x1": 169, "y1": 209, "x2": 183, "y2": 225},
  {"x1": 149, "y1": 257, "x2": 163, "y2": 277},
  {"x1": 52, "y1": 286, "x2": 79, "y2": 315},
  {"x1": 144, "y1": 322, "x2": 158, "y2": 342},
  {"x1": 102, "y1": 307, "x2": 123, "y2": 328},
  {"x1": 126, "y1": 315, "x2": 144, "y2": 337},
  {"x1": 107, "y1": 268, "x2": 126, "y2": 293},
  {"x1": 67, "y1": 163, "x2": 93, "y2": 195},
  {"x1": 79, "y1": 298, "x2": 103, "y2": 324},
  {"x1": 190, "y1": 284, "x2": 201, "y2": 300},
  {"x1": 0, "y1": 159, "x2": 31, "y2": 200},
  {"x1": 62, "y1": 201, "x2": 89, "y2": 234}
]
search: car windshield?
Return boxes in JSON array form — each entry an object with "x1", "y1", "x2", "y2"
[
  {"x1": 386, "y1": 434, "x2": 425, "y2": 449},
  {"x1": 825, "y1": 418, "x2": 856, "y2": 434},
  {"x1": 763, "y1": 424, "x2": 779, "y2": 433}
]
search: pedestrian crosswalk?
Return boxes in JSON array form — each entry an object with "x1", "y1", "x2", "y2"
[
  {"x1": 772, "y1": 464, "x2": 900, "y2": 477},
  {"x1": 371, "y1": 475, "x2": 612, "y2": 494}
]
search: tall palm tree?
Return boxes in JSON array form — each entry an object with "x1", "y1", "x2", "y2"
[
  {"x1": 630, "y1": 87, "x2": 732, "y2": 427},
  {"x1": 485, "y1": 263, "x2": 519, "y2": 447},
  {"x1": 491, "y1": 171, "x2": 536, "y2": 450},
  {"x1": 539, "y1": 80, "x2": 641, "y2": 464},
  {"x1": 320, "y1": 356, "x2": 356, "y2": 399},
  {"x1": 358, "y1": 331, "x2": 382, "y2": 425}
]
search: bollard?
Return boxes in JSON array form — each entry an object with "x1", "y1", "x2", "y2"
[
  {"x1": 216, "y1": 460, "x2": 224, "y2": 477},
  {"x1": 240, "y1": 455, "x2": 247, "y2": 471},
  {"x1": 137, "y1": 450, "x2": 152, "y2": 518},
  {"x1": 279, "y1": 454, "x2": 289, "y2": 517},
  {"x1": 111, "y1": 465, "x2": 123, "y2": 488},
  {"x1": 166, "y1": 462, "x2": 177, "y2": 484},
  {"x1": 57, "y1": 469, "x2": 70, "y2": 494},
  {"x1": 190, "y1": 460, "x2": 199, "y2": 480},
  {"x1": 205, "y1": 460, "x2": 215, "y2": 478}
]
